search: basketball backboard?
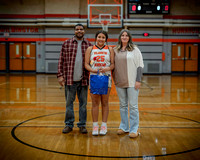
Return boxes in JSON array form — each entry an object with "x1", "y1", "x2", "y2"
[{"x1": 87, "y1": 0, "x2": 123, "y2": 31}]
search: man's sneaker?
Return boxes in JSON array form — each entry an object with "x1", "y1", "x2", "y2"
[
  {"x1": 79, "y1": 126, "x2": 88, "y2": 134},
  {"x1": 129, "y1": 132, "x2": 139, "y2": 138},
  {"x1": 99, "y1": 126, "x2": 107, "y2": 135},
  {"x1": 62, "y1": 126, "x2": 73, "y2": 134},
  {"x1": 92, "y1": 126, "x2": 99, "y2": 136}
]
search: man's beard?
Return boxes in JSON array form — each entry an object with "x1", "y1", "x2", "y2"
[{"x1": 76, "y1": 33, "x2": 84, "y2": 39}]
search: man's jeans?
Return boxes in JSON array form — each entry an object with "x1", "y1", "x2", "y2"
[
  {"x1": 116, "y1": 86, "x2": 139, "y2": 133},
  {"x1": 64, "y1": 81, "x2": 88, "y2": 128}
]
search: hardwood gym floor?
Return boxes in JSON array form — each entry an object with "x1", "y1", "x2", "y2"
[{"x1": 0, "y1": 74, "x2": 199, "y2": 160}]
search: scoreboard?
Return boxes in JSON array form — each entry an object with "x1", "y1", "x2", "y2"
[{"x1": 128, "y1": 0, "x2": 170, "y2": 14}]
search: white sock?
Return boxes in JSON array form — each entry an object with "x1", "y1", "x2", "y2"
[
  {"x1": 93, "y1": 122, "x2": 98, "y2": 127},
  {"x1": 101, "y1": 122, "x2": 107, "y2": 127}
]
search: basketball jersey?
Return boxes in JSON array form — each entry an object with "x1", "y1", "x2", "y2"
[{"x1": 90, "y1": 45, "x2": 111, "y2": 76}]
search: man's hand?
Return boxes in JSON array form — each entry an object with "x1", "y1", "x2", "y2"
[
  {"x1": 58, "y1": 77, "x2": 65, "y2": 86},
  {"x1": 135, "y1": 81, "x2": 141, "y2": 90}
]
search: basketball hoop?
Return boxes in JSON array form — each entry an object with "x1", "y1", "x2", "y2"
[
  {"x1": 87, "y1": 1, "x2": 123, "y2": 29},
  {"x1": 101, "y1": 20, "x2": 110, "y2": 32}
]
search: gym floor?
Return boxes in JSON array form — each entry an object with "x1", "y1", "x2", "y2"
[{"x1": 0, "y1": 74, "x2": 199, "y2": 160}]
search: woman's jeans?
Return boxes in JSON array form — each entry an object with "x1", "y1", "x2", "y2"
[
  {"x1": 116, "y1": 86, "x2": 139, "y2": 133},
  {"x1": 64, "y1": 81, "x2": 88, "y2": 128}
]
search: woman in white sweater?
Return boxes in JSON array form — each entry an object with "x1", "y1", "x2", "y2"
[{"x1": 113, "y1": 29, "x2": 144, "y2": 138}]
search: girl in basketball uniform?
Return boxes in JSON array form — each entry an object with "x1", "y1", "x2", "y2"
[{"x1": 85, "y1": 30, "x2": 114, "y2": 136}]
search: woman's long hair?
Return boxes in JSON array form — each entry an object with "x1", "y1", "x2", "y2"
[{"x1": 115, "y1": 29, "x2": 136, "y2": 52}]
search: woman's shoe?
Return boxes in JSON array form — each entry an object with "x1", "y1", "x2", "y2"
[
  {"x1": 129, "y1": 132, "x2": 139, "y2": 138},
  {"x1": 117, "y1": 129, "x2": 126, "y2": 135}
]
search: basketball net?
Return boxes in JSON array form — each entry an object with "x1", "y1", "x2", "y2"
[{"x1": 101, "y1": 20, "x2": 110, "y2": 32}]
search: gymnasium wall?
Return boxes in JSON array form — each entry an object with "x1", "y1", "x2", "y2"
[
  {"x1": 1, "y1": 0, "x2": 200, "y2": 16},
  {"x1": 0, "y1": 0, "x2": 199, "y2": 74}
]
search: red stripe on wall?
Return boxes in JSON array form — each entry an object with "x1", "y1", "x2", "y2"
[
  {"x1": 45, "y1": 14, "x2": 87, "y2": 18},
  {"x1": 163, "y1": 15, "x2": 200, "y2": 20},
  {"x1": 1, "y1": 14, "x2": 199, "y2": 20},
  {"x1": 163, "y1": 39, "x2": 200, "y2": 43},
  {"x1": 0, "y1": 38, "x2": 200, "y2": 43},
  {"x1": 0, "y1": 14, "x2": 88, "y2": 19},
  {"x1": 0, "y1": 38, "x2": 68, "y2": 42},
  {"x1": 0, "y1": 14, "x2": 45, "y2": 18},
  {"x1": 0, "y1": 38, "x2": 45, "y2": 41}
]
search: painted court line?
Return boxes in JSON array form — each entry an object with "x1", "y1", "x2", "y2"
[
  {"x1": 1, "y1": 101, "x2": 200, "y2": 105},
  {"x1": 0, "y1": 82, "x2": 7, "y2": 86}
]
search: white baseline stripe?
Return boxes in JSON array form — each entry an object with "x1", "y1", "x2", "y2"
[
  {"x1": 1, "y1": 101, "x2": 200, "y2": 105},
  {"x1": 0, "y1": 82, "x2": 7, "y2": 86}
]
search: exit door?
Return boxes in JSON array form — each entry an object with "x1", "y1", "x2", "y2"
[
  {"x1": 9, "y1": 42, "x2": 36, "y2": 71},
  {"x1": 172, "y1": 43, "x2": 198, "y2": 72},
  {"x1": 0, "y1": 43, "x2": 6, "y2": 70}
]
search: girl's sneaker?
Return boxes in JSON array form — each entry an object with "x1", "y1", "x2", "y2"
[
  {"x1": 99, "y1": 126, "x2": 107, "y2": 135},
  {"x1": 92, "y1": 126, "x2": 99, "y2": 136}
]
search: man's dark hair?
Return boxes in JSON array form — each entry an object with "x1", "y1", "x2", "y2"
[{"x1": 74, "y1": 23, "x2": 85, "y2": 30}]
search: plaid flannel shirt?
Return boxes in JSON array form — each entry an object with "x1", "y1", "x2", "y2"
[{"x1": 57, "y1": 36, "x2": 92, "y2": 86}]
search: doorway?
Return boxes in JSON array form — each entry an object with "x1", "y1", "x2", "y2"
[
  {"x1": 0, "y1": 42, "x2": 6, "y2": 71},
  {"x1": 171, "y1": 43, "x2": 198, "y2": 72},
  {"x1": 0, "y1": 42, "x2": 36, "y2": 72}
]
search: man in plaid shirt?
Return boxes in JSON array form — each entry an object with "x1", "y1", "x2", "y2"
[{"x1": 57, "y1": 24, "x2": 92, "y2": 134}]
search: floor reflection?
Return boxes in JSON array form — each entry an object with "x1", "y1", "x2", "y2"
[{"x1": 0, "y1": 74, "x2": 200, "y2": 105}]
